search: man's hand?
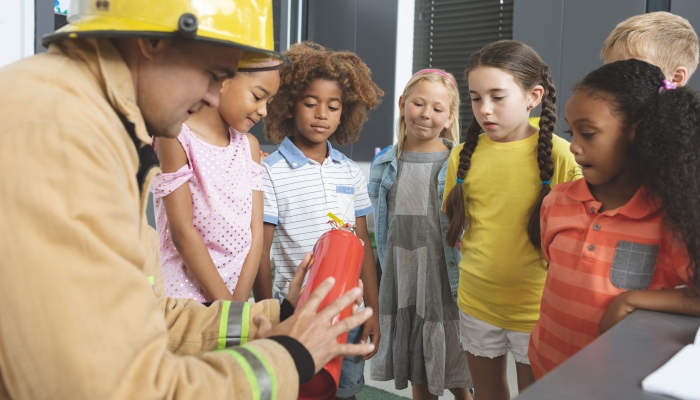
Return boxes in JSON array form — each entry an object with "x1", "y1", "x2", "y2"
[
  {"x1": 253, "y1": 277, "x2": 374, "y2": 373},
  {"x1": 360, "y1": 313, "x2": 380, "y2": 360},
  {"x1": 286, "y1": 252, "x2": 312, "y2": 308},
  {"x1": 599, "y1": 291, "x2": 637, "y2": 334}
]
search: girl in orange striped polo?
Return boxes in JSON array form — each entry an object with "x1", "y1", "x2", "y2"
[{"x1": 529, "y1": 59, "x2": 700, "y2": 378}]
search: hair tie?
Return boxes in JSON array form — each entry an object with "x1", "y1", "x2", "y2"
[
  {"x1": 659, "y1": 79, "x2": 676, "y2": 94},
  {"x1": 542, "y1": 180, "x2": 550, "y2": 185},
  {"x1": 456, "y1": 178, "x2": 464, "y2": 184},
  {"x1": 412, "y1": 69, "x2": 458, "y2": 89}
]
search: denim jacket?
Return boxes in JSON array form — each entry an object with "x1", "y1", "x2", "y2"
[{"x1": 368, "y1": 138, "x2": 460, "y2": 299}]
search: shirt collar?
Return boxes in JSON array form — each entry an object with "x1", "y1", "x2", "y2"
[
  {"x1": 564, "y1": 178, "x2": 658, "y2": 219},
  {"x1": 278, "y1": 137, "x2": 345, "y2": 169}
]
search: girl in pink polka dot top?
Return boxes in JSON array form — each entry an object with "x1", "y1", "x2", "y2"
[{"x1": 152, "y1": 70, "x2": 280, "y2": 302}]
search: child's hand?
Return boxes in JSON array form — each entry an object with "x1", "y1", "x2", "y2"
[
  {"x1": 599, "y1": 291, "x2": 637, "y2": 334},
  {"x1": 286, "y1": 252, "x2": 312, "y2": 308},
  {"x1": 360, "y1": 313, "x2": 381, "y2": 360}
]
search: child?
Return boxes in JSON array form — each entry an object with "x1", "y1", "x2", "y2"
[
  {"x1": 259, "y1": 42, "x2": 383, "y2": 400},
  {"x1": 529, "y1": 59, "x2": 700, "y2": 378},
  {"x1": 442, "y1": 40, "x2": 578, "y2": 399},
  {"x1": 152, "y1": 70, "x2": 280, "y2": 302},
  {"x1": 601, "y1": 11, "x2": 699, "y2": 87},
  {"x1": 369, "y1": 69, "x2": 472, "y2": 400}
]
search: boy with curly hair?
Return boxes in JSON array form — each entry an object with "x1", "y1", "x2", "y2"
[
  {"x1": 255, "y1": 42, "x2": 384, "y2": 399},
  {"x1": 602, "y1": 11, "x2": 699, "y2": 86}
]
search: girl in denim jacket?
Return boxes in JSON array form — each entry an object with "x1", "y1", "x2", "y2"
[{"x1": 368, "y1": 69, "x2": 472, "y2": 400}]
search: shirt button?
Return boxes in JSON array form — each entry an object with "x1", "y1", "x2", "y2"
[
  {"x1": 443, "y1": 227, "x2": 448, "y2": 233},
  {"x1": 588, "y1": 244, "x2": 596, "y2": 251},
  {"x1": 449, "y1": 261, "x2": 455, "y2": 266},
  {"x1": 292, "y1": 162, "x2": 297, "y2": 167},
  {"x1": 593, "y1": 224, "x2": 601, "y2": 231},
  {"x1": 589, "y1": 206, "x2": 595, "y2": 214}
]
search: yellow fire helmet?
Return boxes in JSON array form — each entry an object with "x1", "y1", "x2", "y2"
[{"x1": 42, "y1": 0, "x2": 289, "y2": 71}]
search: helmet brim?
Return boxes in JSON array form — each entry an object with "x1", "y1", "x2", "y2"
[{"x1": 42, "y1": 16, "x2": 290, "y2": 71}]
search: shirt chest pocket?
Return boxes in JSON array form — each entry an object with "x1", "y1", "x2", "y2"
[
  {"x1": 336, "y1": 185, "x2": 356, "y2": 220},
  {"x1": 610, "y1": 241, "x2": 659, "y2": 290}
]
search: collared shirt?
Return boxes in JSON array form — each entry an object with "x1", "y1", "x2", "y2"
[
  {"x1": 529, "y1": 179, "x2": 690, "y2": 378},
  {"x1": 262, "y1": 137, "x2": 373, "y2": 296}
]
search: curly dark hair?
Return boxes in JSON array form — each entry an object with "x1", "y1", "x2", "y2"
[
  {"x1": 443, "y1": 40, "x2": 556, "y2": 249},
  {"x1": 575, "y1": 58, "x2": 700, "y2": 292},
  {"x1": 263, "y1": 42, "x2": 384, "y2": 145}
]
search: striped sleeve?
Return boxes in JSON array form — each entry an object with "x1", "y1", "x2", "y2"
[{"x1": 262, "y1": 166, "x2": 279, "y2": 225}]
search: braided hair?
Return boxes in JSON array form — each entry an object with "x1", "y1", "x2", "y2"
[
  {"x1": 575, "y1": 58, "x2": 700, "y2": 292},
  {"x1": 444, "y1": 40, "x2": 556, "y2": 248}
]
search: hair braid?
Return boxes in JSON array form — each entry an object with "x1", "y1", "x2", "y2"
[
  {"x1": 444, "y1": 117, "x2": 482, "y2": 246},
  {"x1": 527, "y1": 65, "x2": 557, "y2": 248}
]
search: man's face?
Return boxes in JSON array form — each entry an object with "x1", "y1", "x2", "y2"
[{"x1": 135, "y1": 41, "x2": 243, "y2": 138}]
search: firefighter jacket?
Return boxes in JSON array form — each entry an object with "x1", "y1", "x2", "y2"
[{"x1": 0, "y1": 37, "x2": 299, "y2": 399}]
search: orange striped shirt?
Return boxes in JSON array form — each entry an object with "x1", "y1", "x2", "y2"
[{"x1": 528, "y1": 179, "x2": 689, "y2": 378}]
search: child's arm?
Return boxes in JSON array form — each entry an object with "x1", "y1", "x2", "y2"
[
  {"x1": 253, "y1": 223, "x2": 276, "y2": 301},
  {"x1": 158, "y1": 137, "x2": 234, "y2": 301},
  {"x1": 231, "y1": 135, "x2": 264, "y2": 301},
  {"x1": 600, "y1": 288, "x2": 700, "y2": 333},
  {"x1": 355, "y1": 216, "x2": 381, "y2": 360}
]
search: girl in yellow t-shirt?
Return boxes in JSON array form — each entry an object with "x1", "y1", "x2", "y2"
[{"x1": 442, "y1": 40, "x2": 578, "y2": 398}]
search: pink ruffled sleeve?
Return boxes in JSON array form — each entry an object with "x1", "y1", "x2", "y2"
[
  {"x1": 151, "y1": 164, "x2": 193, "y2": 199},
  {"x1": 151, "y1": 126, "x2": 194, "y2": 199}
]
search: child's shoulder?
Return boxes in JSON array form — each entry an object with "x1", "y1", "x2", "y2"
[
  {"x1": 546, "y1": 180, "x2": 582, "y2": 207},
  {"x1": 551, "y1": 134, "x2": 574, "y2": 158},
  {"x1": 261, "y1": 150, "x2": 285, "y2": 168}
]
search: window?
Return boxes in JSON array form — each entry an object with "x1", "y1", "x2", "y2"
[{"x1": 413, "y1": 0, "x2": 514, "y2": 140}]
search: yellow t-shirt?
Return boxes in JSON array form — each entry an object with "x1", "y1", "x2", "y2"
[{"x1": 443, "y1": 132, "x2": 578, "y2": 332}]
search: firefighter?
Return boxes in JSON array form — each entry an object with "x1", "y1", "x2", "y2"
[{"x1": 0, "y1": 1, "x2": 373, "y2": 398}]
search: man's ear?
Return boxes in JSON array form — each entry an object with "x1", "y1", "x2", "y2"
[
  {"x1": 670, "y1": 66, "x2": 689, "y2": 87},
  {"x1": 136, "y1": 38, "x2": 170, "y2": 60}
]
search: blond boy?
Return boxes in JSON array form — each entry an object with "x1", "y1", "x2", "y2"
[{"x1": 602, "y1": 11, "x2": 699, "y2": 86}]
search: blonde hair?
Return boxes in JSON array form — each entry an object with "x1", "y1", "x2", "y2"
[
  {"x1": 396, "y1": 69, "x2": 460, "y2": 157},
  {"x1": 602, "y1": 12, "x2": 699, "y2": 77}
]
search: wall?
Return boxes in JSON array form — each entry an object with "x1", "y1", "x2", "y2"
[
  {"x1": 0, "y1": 0, "x2": 35, "y2": 68},
  {"x1": 394, "y1": 0, "x2": 415, "y2": 145},
  {"x1": 672, "y1": 0, "x2": 700, "y2": 91},
  {"x1": 305, "y1": 0, "x2": 399, "y2": 161},
  {"x1": 513, "y1": 0, "x2": 647, "y2": 127}
]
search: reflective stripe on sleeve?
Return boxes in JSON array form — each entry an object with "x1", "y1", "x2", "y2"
[
  {"x1": 219, "y1": 346, "x2": 277, "y2": 400},
  {"x1": 218, "y1": 301, "x2": 252, "y2": 349}
]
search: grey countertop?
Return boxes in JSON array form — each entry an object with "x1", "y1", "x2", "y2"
[{"x1": 518, "y1": 310, "x2": 700, "y2": 400}]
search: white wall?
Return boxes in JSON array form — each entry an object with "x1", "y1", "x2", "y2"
[
  {"x1": 0, "y1": 0, "x2": 35, "y2": 68},
  {"x1": 393, "y1": 0, "x2": 415, "y2": 144}
]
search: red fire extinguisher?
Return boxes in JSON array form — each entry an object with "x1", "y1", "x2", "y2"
[{"x1": 295, "y1": 218, "x2": 365, "y2": 400}]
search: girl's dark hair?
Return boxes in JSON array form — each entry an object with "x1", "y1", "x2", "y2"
[
  {"x1": 263, "y1": 41, "x2": 383, "y2": 145},
  {"x1": 575, "y1": 58, "x2": 700, "y2": 291},
  {"x1": 444, "y1": 40, "x2": 556, "y2": 248}
]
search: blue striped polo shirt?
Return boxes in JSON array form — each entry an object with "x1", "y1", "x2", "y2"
[{"x1": 262, "y1": 137, "x2": 373, "y2": 297}]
